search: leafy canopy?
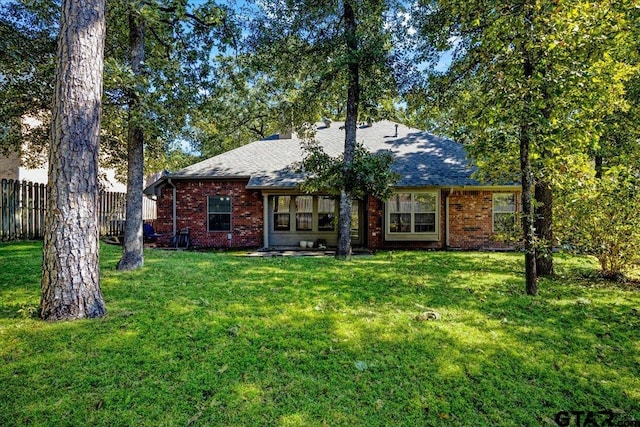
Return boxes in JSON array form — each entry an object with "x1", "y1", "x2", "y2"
[{"x1": 294, "y1": 127, "x2": 399, "y2": 201}]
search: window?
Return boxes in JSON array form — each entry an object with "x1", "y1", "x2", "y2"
[
  {"x1": 350, "y1": 200, "x2": 359, "y2": 239},
  {"x1": 389, "y1": 193, "x2": 412, "y2": 232},
  {"x1": 274, "y1": 196, "x2": 291, "y2": 231},
  {"x1": 413, "y1": 193, "x2": 437, "y2": 232},
  {"x1": 386, "y1": 192, "x2": 439, "y2": 241},
  {"x1": 208, "y1": 195, "x2": 231, "y2": 231},
  {"x1": 318, "y1": 196, "x2": 336, "y2": 231},
  {"x1": 296, "y1": 196, "x2": 313, "y2": 231},
  {"x1": 493, "y1": 193, "x2": 516, "y2": 233}
]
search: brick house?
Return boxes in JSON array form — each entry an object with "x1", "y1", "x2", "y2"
[{"x1": 144, "y1": 121, "x2": 520, "y2": 250}]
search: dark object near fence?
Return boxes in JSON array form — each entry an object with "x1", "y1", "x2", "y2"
[
  {"x1": 170, "y1": 228, "x2": 191, "y2": 249},
  {"x1": 143, "y1": 222, "x2": 162, "y2": 242}
]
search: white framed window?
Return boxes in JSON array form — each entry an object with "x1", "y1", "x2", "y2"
[
  {"x1": 208, "y1": 195, "x2": 231, "y2": 232},
  {"x1": 493, "y1": 193, "x2": 516, "y2": 233},
  {"x1": 295, "y1": 196, "x2": 313, "y2": 231},
  {"x1": 270, "y1": 195, "x2": 353, "y2": 234},
  {"x1": 386, "y1": 192, "x2": 439, "y2": 241},
  {"x1": 273, "y1": 196, "x2": 291, "y2": 231}
]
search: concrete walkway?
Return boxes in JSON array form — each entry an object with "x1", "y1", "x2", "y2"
[{"x1": 242, "y1": 247, "x2": 373, "y2": 257}]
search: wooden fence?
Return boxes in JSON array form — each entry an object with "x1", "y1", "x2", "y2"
[{"x1": 1, "y1": 178, "x2": 156, "y2": 241}]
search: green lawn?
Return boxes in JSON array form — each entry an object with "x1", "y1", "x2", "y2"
[{"x1": 1, "y1": 242, "x2": 639, "y2": 426}]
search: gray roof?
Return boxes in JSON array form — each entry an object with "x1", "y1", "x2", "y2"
[{"x1": 146, "y1": 120, "x2": 489, "y2": 193}]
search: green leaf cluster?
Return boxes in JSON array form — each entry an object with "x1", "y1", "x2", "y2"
[
  {"x1": 295, "y1": 134, "x2": 399, "y2": 201},
  {"x1": 0, "y1": 1, "x2": 56, "y2": 164},
  {"x1": 243, "y1": 0, "x2": 404, "y2": 126},
  {"x1": 0, "y1": 0, "x2": 235, "y2": 177}
]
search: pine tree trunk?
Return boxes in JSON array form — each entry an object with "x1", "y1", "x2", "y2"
[
  {"x1": 117, "y1": 11, "x2": 145, "y2": 271},
  {"x1": 535, "y1": 180, "x2": 554, "y2": 276},
  {"x1": 41, "y1": 0, "x2": 107, "y2": 320},
  {"x1": 336, "y1": 0, "x2": 359, "y2": 260}
]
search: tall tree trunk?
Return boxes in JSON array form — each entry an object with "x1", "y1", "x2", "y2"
[
  {"x1": 594, "y1": 155, "x2": 603, "y2": 178},
  {"x1": 117, "y1": 11, "x2": 145, "y2": 271},
  {"x1": 521, "y1": 128, "x2": 538, "y2": 295},
  {"x1": 41, "y1": 0, "x2": 107, "y2": 320},
  {"x1": 337, "y1": 0, "x2": 359, "y2": 260},
  {"x1": 535, "y1": 80, "x2": 554, "y2": 277},
  {"x1": 535, "y1": 180, "x2": 554, "y2": 276},
  {"x1": 520, "y1": 36, "x2": 538, "y2": 296}
]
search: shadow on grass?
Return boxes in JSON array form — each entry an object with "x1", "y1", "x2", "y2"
[{"x1": 1, "y1": 242, "x2": 639, "y2": 426}]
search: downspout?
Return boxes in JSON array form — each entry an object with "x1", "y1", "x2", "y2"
[
  {"x1": 263, "y1": 194, "x2": 269, "y2": 249},
  {"x1": 167, "y1": 178, "x2": 177, "y2": 236},
  {"x1": 444, "y1": 189, "x2": 450, "y2": 249}
]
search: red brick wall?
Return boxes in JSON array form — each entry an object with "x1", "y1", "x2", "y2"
[
  {"x1": 155, "y1": 179, "x2": 263, "y2": 248},
  {"x1": 366, "y1": 193, "x2": 446, "y2": 250},
  {"x1": 447, "y1": 190, "x2": 517, "y2": 250},
  {"x1": 366, "y1": 197, "x2": 383, "y2": 249},
  {"x1": 155, "y1": 181, "x2": 517, "y2": 251},
  {"x1": 366, "y1": 190, "x2": 518, "y2": 251}
]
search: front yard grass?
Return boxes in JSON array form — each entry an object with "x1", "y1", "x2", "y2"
[{"x1": 1, "y1": 241, "x2": 639, "y2": 426}]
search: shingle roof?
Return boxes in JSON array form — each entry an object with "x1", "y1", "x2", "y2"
[{"x1": 146, "y1": 120, "x2": 486, "y2": 193}]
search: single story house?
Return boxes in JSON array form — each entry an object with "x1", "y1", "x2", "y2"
[{"x1": 144, "y1": 120, "x2": 520, "y2": 250}]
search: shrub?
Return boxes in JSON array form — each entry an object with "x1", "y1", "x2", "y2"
[{"x1": 556, "y1": 166, "x2": 640, "y2": 279}]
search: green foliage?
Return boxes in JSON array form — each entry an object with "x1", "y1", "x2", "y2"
[
  {"x1": 1, "y1": 241, "x2": 640, "y2": 425},
  {"x1": 101, "y1": 0, "x2": 236, "y2": 176},
  {"x1": 409, "y1": 0, "x2": 635, "y2": 185},
  {"x1": 244, "y1": 0, "x2": 405, "y2": 125},
  {"x1": 295, "y1": 136, "x2": 399, "y2": 200},
  {"x1": 188, "y1": 64, "x2": 283, "y2": 158},
  {"x1": 557, "y1": 166, "x2": 640, "y2": 279},
  {"x1": 0, "y1": 0, "x2": 235, "y2": 175},
  {"x1": 0, "y1": 1, "x2": 56, "y2": 162}
]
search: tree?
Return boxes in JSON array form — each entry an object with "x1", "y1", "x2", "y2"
[
  {"x1": 188, "y1": 64, "x2": 284, "y2": 158},
  {"x1": 247, "y1": 0, "x2": 403, "y2": 259},
  {"x1": 116, "y1": 8, "x2": 146, "y2": 270},
  {"x1": 556, "y1": 33, "x2": 640, "y2": 279},
  {"x1": 408, "y1": 0, "x2": 633, "y2": 293},
  {"x1": 103, "y1": 0, "x2": 233, "y2": 270},
  {"x1": 295, "y1": 130, "x2": 399, "y2": 210},
  {"x1": 41, "y1": 0, "x2": 107, "y2": 320},
  {"x1": 1, "y1": 1, "x2": 234, "y2": 271}
]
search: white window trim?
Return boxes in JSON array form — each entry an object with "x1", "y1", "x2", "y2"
[
  {"x1": 492, "y1": 193, "x2": 517, "y2": 233},
  {"x1": 385, "y1": 191, "x2": 440, "y2": 241},
  {"x1": 317, "y1": 196, "x2": 337, "y2": 231},
  {"x1": 207, "y1": 195, "x2": 232, "y2": 232},
  {"x1": 273, "y1": 195, "x2": 292, "y2": 232},
  {"x1": 271, "y1": 195, "x2": 338, "y2": 234}
]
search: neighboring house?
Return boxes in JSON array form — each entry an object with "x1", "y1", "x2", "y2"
[
  {"x1": 144, "y1": 121, "x2": 520, "y2": 250},
  {"x1": 1, "y1": 114, "x2": 127, "y2": 192},
  {"x1": 0, "y1": 150, "x2": 128, "y2": 193}
]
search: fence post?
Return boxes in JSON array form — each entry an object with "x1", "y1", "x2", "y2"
[
  {"x1": 8, "y1": 180, "x2": 17, "y2": 240},
  {"x1": 1, "y1": 179, "x2": 7, "y2": 241},
  {"x1": 40, "y1": 183, "x2": 46, "y2": 238},
  {"x1": 21, "y1": 181, "x2": 28, "y2": 239}
]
